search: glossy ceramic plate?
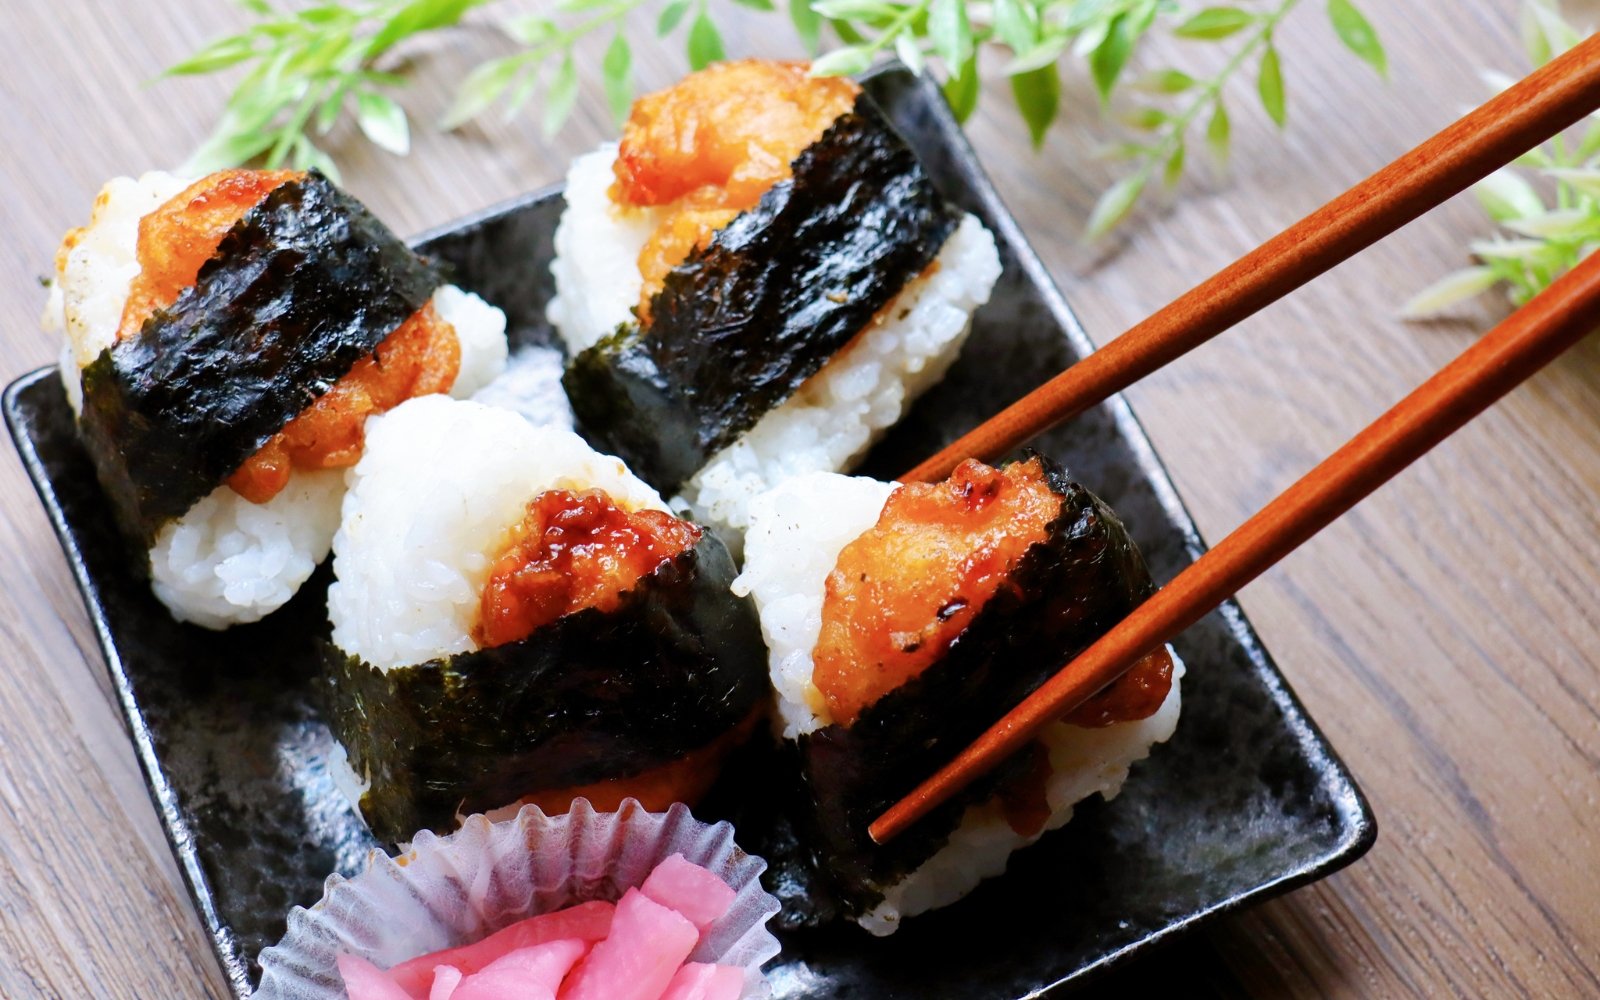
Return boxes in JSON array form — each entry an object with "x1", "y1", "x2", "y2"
[{"x1": 5, "y1": 65, "x2": 1374, "y2": 999}]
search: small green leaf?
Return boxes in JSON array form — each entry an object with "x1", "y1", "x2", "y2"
[
  {"x1": 314, "y1": 79, "x2": 349, "y2": 134},
  {"x1": 943, "y1": 53, "x2": 979, "y2": 122},
  {"x1": 1545, "y1": 167, "x2": 1600, "y2": 200},
  {"x1": 503, "y1": 67, "x2": 541, "y2": 117},
  {"x1": 369, "y1": 0, "x2": 480, "y2": 59},
  {"x1": 236, "y1": 0, "x2": 274, "y2": 16},
  {"x1": 1503, "y1": 208, "x2": 1597, "y2": 240},
  {"x1": 992, "y1": 0, "x2": 1036, "y2": 53},
  {"x1": 1257, "y1": 43, "x2": 1285, "y2": 127},
  {"x1": 1399, "y1": 266, "x2": 1498, "y2": 318},
  {"x1": 165, "y1": 33, "x2": 258, "y2": 76},
  {"x1": 1163, "y1": 141, "x2": 1185, "y2": 188},
  {"x1": 1011, "y1": 63, "x2": 1059, "y2": 147},
  {"x1": 895, "y1": 33, "x2": 926, "y2": 75},
  {"x1": 1526, "y1": 3, "x2": 1580, "y2": 66},
  {"x1": 789, "y1": 0, "x2": 821, "y2": 53},
  {"x1": 928, "y1": 0, "x2": 973, "y2": 76},
  {"x1": 1086, "y1": 170, "x2": 1148, "y2": 239},
  {"x1": 507, "y1": 15, "x2": 559, "y2": 45},
  {"x1": 728, "y1": 0, "x2": 776, "y2": 10},
  {"x1": 543, "y1": 51, "x2": 578, "y2": 137},
  {"x1": 1002, "y1": 35, "x2": 1066, "y2": 75},
  {"x1": 1474, "y1": 168, "x2": 1545, "y2": 221},
  {"x1": 1579, "y1": 119, "x2": 1600, "y2": 159},
  {"x1": 658, "y1": 0, "x2": 691, "y2": 35},
  {"x1": 183, "y1": 122, "x2": 278, "y2": 174},
  {"x1": 1173, "y1": 7, "x2": 1254, "y2": 40},
  {"x1": 1131, "y1": 68, "x2": 1196, "y2": 94},
  {"x1": 291, "y1": 133, "x2": 340, "y2": 180},
  {"x1": 1468, "y1": 238, "x2": 1556, "y2": 261},
  {"x1": 687, "y1": 9, "x2": 725, "y2": 70},
  {"x1": 1327, "y1": 0, "x2": 1386, "y2": 77},
  {"x1": 440, "y1": 54, "x2": 520, "y2": 129},
  {"x1": 356, "y1": 91, "x2": 410, "y2": 154},
  {"x1": 557, "y1": 0, "x2": 616, "y2": 12},
  {"x1": 810, "y1": 44, "x2": 873, "y2": 76},
  {"x1": 602, "y1": 32, "x2": 633, "y2": 124},
  {"x1": 1088, "y1": 14, "x2": 1135, "y2": 100},
  {"x1": 811, "y1": 0, "x2": 899, "y2": 19},
  {"x1": 830, "y1": 18, "x2": 867, "y2": 44},
  {"x1": 1118, "y1": 106, "x2": 1169, "y2": 130},
  {"x1": 1206, "y1": 99, "x2": 1230, "y2": 161},
  {"x1": 1520, "y1": 2, "x2": 1551, "y2": 67}
]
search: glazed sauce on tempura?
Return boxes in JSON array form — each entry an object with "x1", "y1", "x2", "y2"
[
  {"x1": 474, "y1": 489, "x2": 701, "y2": 649},
  {"x1": 813, "y1": 458, "x2": 1062, "y2": 727},
  {"x1": 111, "y1": 169, "x2": 461, "y2": 505},
  {"x1": 610, "y1": 59, "x2": 860, "y2": 321},
  {"x1": 813, "y1": 456, "x2": 1174, "y2": 729}
]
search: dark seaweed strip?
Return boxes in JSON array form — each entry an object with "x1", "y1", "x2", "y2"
[
  {"x1": 564, "y1": 93, "x2": 963, "y2": 494},
  {"x1": 77, "y1": 171, "x2": 440, "y2": 547},
  {"x1": 321, "y1": 531, "x2": 767, "y2": 845},
  {"x1": 797, "y1": 455, "x2": 1156, "y2": 918}
]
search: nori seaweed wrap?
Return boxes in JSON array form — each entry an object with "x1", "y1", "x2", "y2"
[
  {"x1": 323, "y1": 531, "x2": 766, "y2": 845},
  {"x1": 76, "y1": 170, "x2": 441, "y2": 548},
  {"x1": 319, "y1": 395, "x2": 767, "y2": 845},
  {"x1": 563, "y1": 91, "x2": 963, "y2": 496},
  {"x1": 729, "y1": 454, "x2": 1169, "y2": 927}
]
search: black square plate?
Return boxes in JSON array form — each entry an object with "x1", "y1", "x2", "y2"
[{"x1": 5, "y1": 65, "x2": 1374, "y2": 999}]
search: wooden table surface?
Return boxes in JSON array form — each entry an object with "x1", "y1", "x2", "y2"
[{"x1": 3, "y1": 0, "x2": 1598, "y2": 996}]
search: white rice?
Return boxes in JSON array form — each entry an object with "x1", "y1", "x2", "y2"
[
  {"x1": 327, "y1": 395, "x2": 667, "y2": 672},
  {"x1": 545, "y1": 143, "x2": 664, "y2": 354},
  {"x1": 732, "y1": 470, "x2": 1184, "y2": 935},
  {"x1": 470, "y1": 344, "x2": 574, "y2": 430},
  {"x1": 857, "y1": 655, "x2": 1183, "y2": 935},
  {"x1": 434, "y1": 284, "x2": 509, "y2": 399},
  {"x1": 545, "y1": 147, "x2": 1002, "y2": 541},
  {"x1": 731, "y1": 472, "x2": 899, "y2": 738},
  {"x1": 149, "y1": 468, "x2": 345, "y2": 629},
  {"x1": 45, "y1": 171, "x2": 192, "y2": 415},
  {"x1": 46, "y1": 172, "x2": 510, "y2": 629}
]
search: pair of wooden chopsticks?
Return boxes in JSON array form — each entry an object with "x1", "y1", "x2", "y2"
[{"x1": 871, "y1": 33, "x2": 1600, "y2": 846}]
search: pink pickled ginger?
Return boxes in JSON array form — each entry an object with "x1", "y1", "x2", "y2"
[
  {"x1": 337, "y1": 953, "x2": 415, "y2": 1000},
  {"x1": 659, "y1": 963, "x2": 743, "y2": 1000},
  {"x1": 558, "y1": 888, "x2": 698, "y2": 1000},
  {"x1": 388, "y1": 901, "x2": 613, "y2": 996},
  {"x1": 640, "y1": 854, "x2": 737, "y2": 933},
  {"x1": 451, "y1": 938, "x2": 587, "y2": 1000}
]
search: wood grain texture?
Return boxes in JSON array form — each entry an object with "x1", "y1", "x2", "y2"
[
  {"x1": 0, "y1": 0, "x2": 1597, "y2": 997},
  {"x1": 901, "y1": 29, "x2": 1600, "y2": 485}
]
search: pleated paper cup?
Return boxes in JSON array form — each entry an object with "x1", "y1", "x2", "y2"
[{"x1": 253, "y1": 799, "x2": 782, "y2": 999}]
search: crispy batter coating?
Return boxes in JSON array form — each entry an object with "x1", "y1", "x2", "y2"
[
  {"x1": 814, "y1": 458, "x2": 1062, "y2": 727},
  {"x1": 611, "y1": 59, "x2": 861, "y2": 320},
  {"x1": 474, "y1": 489, "x2": 702, "y2": 649},
  {"x1": 814, "y1": 458, "x2": 1175, "y2": 731},
  {"x1": 117, "y1": 169, "x2": 302, "y2": 341}
]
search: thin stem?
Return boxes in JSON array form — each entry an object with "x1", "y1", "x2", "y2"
[{"x1": 1146, "y1": 0, "x2": 1300, "y2": 172}]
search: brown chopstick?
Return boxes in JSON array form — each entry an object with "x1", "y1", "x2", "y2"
[
  {"x1": 870, "y1": 246, "x2": 1600, "y2": 845},
  {"x1": 900, "y1": 33, "x2": 1600, "y2": 485}
]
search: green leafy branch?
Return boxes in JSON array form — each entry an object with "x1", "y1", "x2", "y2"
[
  {"x1": 1403, "y1": 0, "x2": 1596, "y2": 318},
  {"x1": 168, "y1": 0, "x2": 493, "y2": 179},
  {"x1": 445, "y1": 0, "x2": 776, "y2": 137},
  {"x1": 167, "y1": 0, "x2": 1386, "y2": 236}
]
